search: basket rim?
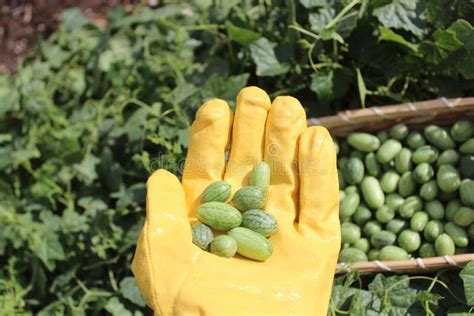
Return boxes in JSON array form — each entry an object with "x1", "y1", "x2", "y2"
[
  {"x1": 336, "y1": 253, "x2": 474, "y2": 274},
  {"x1": 307, "y1": 97, "x2": 474, "y2": 137}
]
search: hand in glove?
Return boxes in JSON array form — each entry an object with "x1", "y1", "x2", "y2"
[{"x1": 132, "y1": 87, "x2": 340, "y2": 315}]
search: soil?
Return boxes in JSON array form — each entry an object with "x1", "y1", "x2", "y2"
[{"x1": 0, "y1": 0, "x2": 150, "y2": 74}]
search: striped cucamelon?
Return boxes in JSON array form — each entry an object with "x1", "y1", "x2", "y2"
[
  {"x1": 228, "y1": 227, "x2": 273, "y2": 261},
  {"x1": 192, "y1": 224, "x2": 214, "y2": 250},
  {"x1": 210, "y1": 235, "x2": 237, "y2": 258},
  {"x1": 201, "y1": 181, "x2": 232, "y2": 203},
  {"x1": 249, "y1": 162, "x2": 271, "y2": 193},
  {"x1": 241, "y1": 209, "x2": 277, "y2": 237},
  {"x1": 197, "y1": 202, "x2": 242, "y2": 231},
  {"x1": 232, "y1": 186, "x2": 265, "y2": 211}
]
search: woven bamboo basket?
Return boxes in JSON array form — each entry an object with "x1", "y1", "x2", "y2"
[{"x1": 308, "y1": 97, "x2": 474, "y2": 273}]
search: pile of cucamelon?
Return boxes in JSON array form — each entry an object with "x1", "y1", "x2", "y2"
[
  {"x1": 191, "y1": 162, "x2": 277, "y2": 261},
  {"x1": 336, "y1": 120, "x2": 474, "y2": 263}
]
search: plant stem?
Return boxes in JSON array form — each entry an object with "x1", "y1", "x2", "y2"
[
  {"x1": 289, "y1": 25, "x2": 320, "y2": 40},
  {"x1": 326, "y1": 0, "x2": 361, "y2": 29}
]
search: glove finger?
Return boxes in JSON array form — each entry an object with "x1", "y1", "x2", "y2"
[
  {"x1": 145, "y1": 169, "x2": 190, "y2": 233},
  {"x1": 182, "y1": 99, "x2": 233, "y2": 214},
  {"x1": 132, "y1": 169, "x2": 197, "y2": 313},
  {"x1": 264, "y1": 96, "x2": 306, "y2": 228},
  {"x1": 297, "y1": 126, "x2": 340, "y2": 240},
  {"x1": 224, "y1": 87, "x2": 271, "y2": 191}
]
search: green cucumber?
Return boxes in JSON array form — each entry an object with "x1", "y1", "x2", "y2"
[
  {"x1": 390, "y1": 123, "x2": 409, "y2": 140},
  {"x1": 426, "y1": 200, "x2": 445, "y2": 220},
  {"x1": 395, "y1": 148, "x2": 413, "y2": 173},
  {"x1": 412, "y1": 145, "x2": 439, "y2": 164},
  {"x1": 399, "y1": 196, "x2": 422, "y2": 218},
  {"x1": 407, "y1": 131, "x2": 426, "y2": 149},
  {"x1": 344, "y1": 157, "x2": 365, "y2": 185},
  {"x1": 398, "y1": 171, "x2": 417, "y2": 197},
  {"x1": 444, "y1": 222, "x2": 468, "y2": 247},
  {"x1": 338, "y1": 157, "x2": 349, "y2": 170},
  {"x1": 460, "y1": 179, "x2": 474, "y2": 207},
  {"x1": 192, "y1": 223, "x2": 214, "y2": 250},
  {"x1": 197, "y1": 202, "x2": 243, "y2": 231},
  {"x1": 437, "y1": 149, "x2": 460, "y2": 167},
  {"x1": 424, "y1": 125, "x2": 456, "y2": 150},
  {"x1": 241, "y1": 209, "x2": 277, "y2": 237},
  {"x1": 353, "y1": 205, "x2": 372, "y2": 226},
  {"x1": 446, "y1": 200, "x2": 462, "y2": 221},
  {"x1": 339, "y1": 248, "x2": 368, "y2": 263},
  {"x1": 423, "y1": 220, "x2": 444, "y2": 242},
  {"x1": 210, "y1": 235, "x2": 237, "y2": 258},
  {"x1": 375, "y1": 205, "x2": 395, "y2": 223},
  {"x1": 419, "y1": 243, "x2": 436, "y2": 258},
  {"x1": 453, "y1": 207, "x2": 474, "y2": 227},
  {"x1": 460, "y1": 138, "x2": 474, "y2": 154},
  {"x1": 201, "y1": 181, "x2": 232, "y2": 203},
  {"x1": 370, "y1": 230, "x2": 396, "y2": 248},
  {"x1": 347, "y1": 133, "x2": 381, "y2": 152},
  {"x1": 386, "y1": 193, "x2": 405, "y2": 210},
  {"x1": 386, "y1": 219, "x2": 407, "y2": 234},
  {"x1": 451, "y1": 120, "x2": 473, "y2": 143},
  {"x1": 228, "y1": 227, "x2": 273, "y2": 261},
  {"x1": 339, "y1": 190, "x2": 345, "y2": 203},
  {"x1": 361, "y1": 176, "x2": 385, "y2": 209},
  {"x1": 363, "y1": 220, "x2": 382, "y2": 237},
  {"x1": 341, "y1": 222, "x2": 361, "y2": 244},
  {"x1": 249, "y1": 162, "x2": 270, "y2": 193},
  {"x1": 397, "y1": 230, "x2": 421, "y2": 252},
  {"x1": 339, "y1": 190, "x2": 346, "y2": 201},
  {"x1": 345, "y1": 186, "x2": 358, "y2": 194},
  {"x1": 381, "y1": 171, "x2": 400, "y2": 193},
  {"x1": 411, "y1": 212, "x2": 429, "y2": 232},
  {"x1": 437, "y1": 165, "x2": 461, "y2": 193},
  {"x1": 376, "y1": 139, "x2": 402, "y2": 164},
  {"x1": 413, "y1": 163, "x2": 434, "y2": 184},
  {"x1": 340, "y1": 192, "x2": 360, "y2": 219},
  {"x1": 365, "y1": 153, "x2": 381, "y2": 177},
  {"x1": 379, "y1": 246, "x2": 409, "y2": 261},
  {"x1": 434, "y1": 234, "x2": 455, "y2": 256},
  {"x1": 420, "y1": 180, "x2": 439, "y2": 201},
  {"x1": 353, "y1": 238, "x2": 370, "y2": 253},
  {"x1": 232, "y1": 186, "x2": 265, "y2": 211},
  {"x1": 368, "y1": 249, "x2": 380, "y2": 261}
]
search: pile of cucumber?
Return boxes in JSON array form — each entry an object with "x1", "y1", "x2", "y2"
[
  {"x1": 336, "y1": 120, "x2": 474, "y2": 263},
  {"x1": 191, "y1": 162, "x2": 278, "y2": 261}
]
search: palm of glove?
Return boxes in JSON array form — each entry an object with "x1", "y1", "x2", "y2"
[{"x1": 132, "y1": 87, "x2": 340, "y2": 316}]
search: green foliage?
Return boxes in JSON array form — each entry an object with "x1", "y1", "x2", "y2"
[
  {"x1": 460, "y1": 261, "x2": 474, "y2": 306},
  {"x1": 0, "y1": 0, "x2": 473, "y2": 314},
  {"x1": 330, "y1": 263, "x2": 474, "y2": 315}
]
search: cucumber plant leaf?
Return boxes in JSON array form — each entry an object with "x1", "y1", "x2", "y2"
[
  {"x1": 459, "y1": 261, "x2": 474, "y2": 306},
  {"x1": 249, "y1": 38, "x2": 290, "y2": 77}
]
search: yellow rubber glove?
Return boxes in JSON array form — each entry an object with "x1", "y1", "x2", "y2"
[{"x1": 132, "y1": 87, "x2": 340, "y2": 316}]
